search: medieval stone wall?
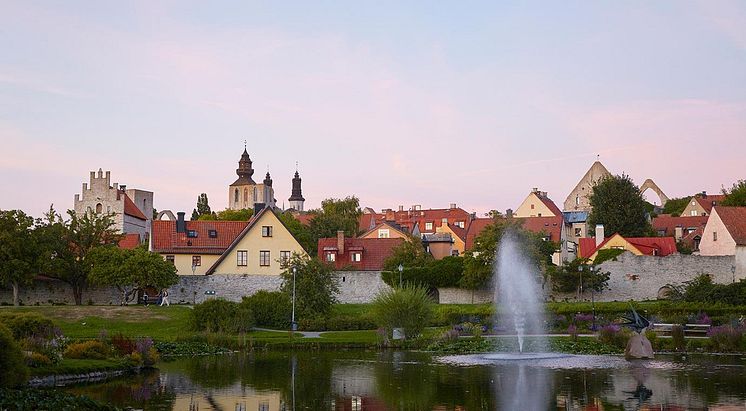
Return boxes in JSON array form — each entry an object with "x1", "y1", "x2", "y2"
[{"x1": 437, "y1": 288, "x2": 492, "y2": 304}]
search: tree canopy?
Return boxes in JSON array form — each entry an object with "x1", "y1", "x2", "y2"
[
  {"x1": 547, "y1": 258, "x2": 610, "y2": 295},
  {"x1": 662, "y1": 196, "x2": 692, "y2": 217},
  {"x1": 198, "y1": 208, "x2": 254, "y2": 221},
  {"x1": 0, "y1": 210, "x2": 38, "y2": 306},
  {"x1": 308, "y1": 196, "x2": 362, "y2": 240},
  {"x1": 382, "y1": 235, "x2": 433, "y2": 272},
  {"x1": 280, "y1": 254, "x2": 339, "y2": 319},
  {"x1": 192, "y1": 193, "x2": 213, "y2": 220},
  {"x1": 721, "y1": 180, "x2": 746, "y2": 207},
  {"x1": 588, "y1": 174, "x2": 652, "y2": 237}
]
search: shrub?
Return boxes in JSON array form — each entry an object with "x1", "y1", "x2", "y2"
[
  {"x1": 135, "y1": 337, "x2": 159, "y2": 367},
  {"x1": 371, "y1": 284, "x2": 434, "y2": 339},
  {"x1": 0, "y1": 323, "x2": 28, "y2": 388},
  {"x1": 0, "y1": 313, "x2": 55, "y2": 340},
  {"x1": 707, "y1": 325, "x2": 744, "y2": 352},
  {"x1": 110, "y1": 334, "x2": 136, "y2": 356},
  {"x1": 192, "y1": 299, "x2": 255, "y2": 333},
  {"x1": 241, "y1": 291, "x2": 291, "y2": 329},
  {"x1": 64, "y1": 340, "x2": 110, "y2": 360},
  {"x1": 26, "y1": 352, "x2": 52, "y2": 368},
  {"x1": 597, "y1": 324, "x2": 629, "y2": 349}
]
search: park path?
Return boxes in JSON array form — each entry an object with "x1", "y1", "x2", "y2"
[{"x1": 253, "y1": 327, "x2": 323, "y2": 338}]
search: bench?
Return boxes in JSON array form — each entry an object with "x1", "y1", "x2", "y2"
[{"x1": 650, "y1": 323, "x2": 711, "y2": 336}]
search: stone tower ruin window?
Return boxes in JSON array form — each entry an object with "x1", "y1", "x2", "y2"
[
  {"x1": 96, "y1": 203, "x2": 102, "y2": 213},
  {"x1": 244, "y1": 188, "x2": 248, "y2": 203}
]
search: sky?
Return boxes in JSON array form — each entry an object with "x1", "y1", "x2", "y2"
[{"x1": 1, "y1": 1, "x2": 745, "y2": 218}]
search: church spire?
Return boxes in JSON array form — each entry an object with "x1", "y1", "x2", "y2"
[
  {"x1": 288, "y1": 164, "x2": 305, "y2": 211},
  {"x1": 233, "y1": 145, "x2": 255, "y2": 185}
]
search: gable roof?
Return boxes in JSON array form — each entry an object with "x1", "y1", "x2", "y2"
[
  {"x1": 118, "y1": 233, "x2": 141, "y2": 250},
  {"x1": 359, "y1": 221, "x2": 409, "y2": 239},
  {"x1": 123, "y1": 193, "x2": 147, "y2": 220},
  {"x1": 695, "y1": 194, "x2": 727, "y2": 214},
  {"x1": 535, "y1": 192, "x2": 563, "y2": 217},
  {"x1": 713, "y1": 206, "x2": 746, "y2": 245},
  {"x1": 579, "y1": 234, "x2": 677, "y2": 259},
  {"x1": 205, "y1": 207, "x2": 304, "y2": 274},
  {"x1": 357, "y1": 207, "x2": 472, "y2": 235},
  {"x1": 652, "y1": 215, "x2": 709, "y2": 236},
  {"x1": 151, "y1": 220, "x2": 249, "y2": 255},
  {"x1": 317, "y1": 237, "x2": 404, "y2": 271},
  {"x1": 517, "y1": 216, "x2": 564, "y2": 242},
  {"x1": 465, "y1": 218, "x2": 494, "y2": 250}
]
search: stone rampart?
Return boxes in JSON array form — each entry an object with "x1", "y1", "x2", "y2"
[{"x1": 437, "y1": 288, "x2": 492, "y2": 304}]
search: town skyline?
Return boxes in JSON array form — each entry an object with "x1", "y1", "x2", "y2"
[{"x1": 2, "y1": 1, "x2": 746, "y2": 217}]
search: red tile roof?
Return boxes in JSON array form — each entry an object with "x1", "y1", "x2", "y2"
[
  {"x1": 536, "y1": 193, "x2": 563, "y2": 217},
  {"x1": 463, "y1": 216, "x2": 563, "y2": 250},
  {"x1": 464, "y1": 218, "x2": 495, "y2": 250},
  {"x1": 118, "y1": 233, "x2": 141, "y2": 250},
  {"x1": 652, "y1": 215, "x2": 708, "y2": 236},
  {"x1": 123, "y1": 193, "x2": 147, "y2": 220},
  {"x1": 151, "y1": 220, "x2": 249, "y2": 254},
  {"x1": 294, "y1": 213, "x2": 315, "y2": 226},
  {"x1": 713, "y1": 206, "x2": 746, "y2": 245},
  {"x1": 317, "y1": 237, "x2": 403, "y2": 271},
  {"x1": 695, "y1": 194, "x2": 727, "y2": 214},
  {"x1": 357, "y1": 207, "x2": 472, "y2": 235},
  {"x1": 579, "y1": 235, "x2": 677, "y2": 259}
]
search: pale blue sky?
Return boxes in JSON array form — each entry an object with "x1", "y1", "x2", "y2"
[{"x1": 1, "y1": 1, "x2": 745, "y2": 217}]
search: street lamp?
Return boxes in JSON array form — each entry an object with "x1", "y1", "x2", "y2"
[
  {"x1": 291, "y1": 266, "x2": 297, "y2": 331},
  {"x1": 398, "y1": 264, "x2": 404, "y2": 288},
  {"x1": 732, "y1": 265, "x2": 736, "y2": 283},
  {"x1": 589, "y1": 265, "x2": 597, "y2": 331}
]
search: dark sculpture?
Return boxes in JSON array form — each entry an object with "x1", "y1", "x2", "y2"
[{"x1": 621, "y1": 304, "x2": 650, "y2": 334}]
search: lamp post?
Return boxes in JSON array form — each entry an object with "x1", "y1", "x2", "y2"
[
  {"x1": 732, "y1": 265, "x2": 736, "y2": 283},
  {"x1": 589, "y1": 265, "x2": 597, "y2": 331},
  {"x1": 291, "y1": 266, "x2": 297, "y2": 331},
  {"x1": 398, "y1": 264, "x2": 404, "y2": 288}
]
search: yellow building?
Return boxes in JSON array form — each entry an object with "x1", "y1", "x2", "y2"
[
  {"x1": 358, "y1": 222, "x2": 410, "y2": 239},
  {"x1": 514, "y1": 188, "x2": 563, "y2": 218},
  {"x1": 435, "y1": 223, "x2": 466, "y2": 256}
]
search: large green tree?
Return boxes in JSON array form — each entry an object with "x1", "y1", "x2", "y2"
[
  {"x1": 662, "y1": 196, "x2": 692, "y2": 216},
  {"x1": 588, "y1": 174, "x2": 652, "y2": 237},
  {"x1": 37, "y1": 208, "x2": 121, "y2": 305},
  {"x1": 192, "y1": 193, "x2": 214, "y2": 220},
  {"x1": 0, "y1": 210, "x2": 38, "y2": 306},
  {"x1": 280, "y1": 254, "x2": 339, "y2": 320},
  {"x1": 547, "y1": 258, "x2": 610, "y2": 296},
  {"x1": 89, "y1": 246, "x2": 178, "y2": 304},
  {"x1": 382, "y1": 235, "x2": 433, "y2": 272},
  {"x1": 308, "y1": 196, "x2": 362, "y2": 240},
  {"x1": 722, "y1": 180, "x2": 746, "y2": 206},
  {"x1": 461, "y1": 218, "x2": 556, "y2": 291}
]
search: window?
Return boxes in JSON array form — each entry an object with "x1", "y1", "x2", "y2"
[
  {"x1": 237, "y1": 250, "x2": 247, "y2": 266},
  {"x1": 208, "y1": 230, "x2": 217, "y2": 238},
  {"x1": 280, "y1": 251, "x2": 291, "y2": 264},
  {"x1": 574, "y1": 228, "x2": 582, "y2": 237},
  {"x1": 166, "y1": 255, "x2": 175, "y2": 264},
  {"x1": 262, "y1": 226, "x2": 273, "y2": 237},
  {"x1": 713, "y1": 231, "x2": 718, "y2": 241},
  {"x1": 107, "y1": 206, "x2": 111, "y2": 213},
  {"x1": 234, "y1": 188, "x2": 239, "y2": 203},
  {"x1": 425, "y1": 222, "x2": 433, "y2": 230},
  {"x1": 456, "y1": 221, "x2": 465, "y2": 229},
  {"x1": 441, "y1": 218, "x2": 448, "y2": 224},
  {"x1": 691, "y1": 210, "x2": 697, "y2": 216},
  {"x1": 575, "y1": 195, "x2": 580, "y2": 205},
  {"x1": 243, "y1": 188, "x2": 248, "y2": 203},
  {"x1": 253, "y1": 187, "x2": 258, "y2": 201},
  {"x1": 187, "y1": 230, "x2": 198, "y2": 238},
  {"x1": 259, "y1": 251, "x2": 270, "y2": 266},
  {"x1": 192, "y1": 256, "x2": 201, "y2": 266},
  {"x1": 378, "y1": 229, "x2": 390, "y2": 238},
  {"x1": 351, "y1": 252, "x2": 362, "y2": 262},
  {"x1": 96, "y1": 203, "x2": 102, "y2": 213},
  {"x1": 325, "y1": 252, "x2": 336, "y2": 262},
  {"x1": 530, "y1": 204, "x2": 535, "y2": 209}
]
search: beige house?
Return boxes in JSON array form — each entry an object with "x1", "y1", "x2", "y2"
[
  {"x1": 680, "y1": 193, "x2": 727, "y2": 217},
  {"x1": 514, "y1": 188, "x2": 562, "y2": 218},
  {"x1": 435, "y1": 223, "x2": 466, "y2": 255},
  {"x1": 359, "y1": 221, "x2": 410, "y2": 239},
  {"x1": 206, "y1": 207, "x2": 307, "y2": 275}
]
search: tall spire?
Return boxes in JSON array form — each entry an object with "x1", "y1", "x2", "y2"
[
  {"x1": 264, "y1": 170, "x2": 273, "y2": 187},
  {"x1": 289, "y1": 168, "x2": 304, "y2": 202},
  {"x1": 231, "y1": 145, "x2": 255, "y2": 185}
]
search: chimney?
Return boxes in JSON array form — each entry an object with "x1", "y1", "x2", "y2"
[
  {"x1": 450, "y1": 203, "x2": 457, "y2": 209},
  {"x1": 506, "y1": 209, "x2": 513, "y2": 219},
  {"x1": 595, "y1": 224, "x2": 605, "y2": 247},
  {"x1": 674, "y1": 226, "x2": 683, "y2": 241},
  {"x1": 385, "y1": 209, "x2": 395, "y2": 221},
  {"x1": 701, "y1": 191, "x2": 707, "y2": 198},
  {"x1": 120, "y1": 184, "x2": 126, "y2": 191},
  {"x1": 397, "y1": 205, "x2": 402, "y2": 212},
  {"x1": 176, "y1": 212, "x2": 186, "y2": 233},
  {"x1": 532, "y1": 187, "x2": 538, "y2": 193},
  {"x1": 337, "y1": 230, "x2": 345, "y2": 255}
]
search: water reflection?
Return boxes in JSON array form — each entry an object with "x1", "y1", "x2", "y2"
[{"x1": 63, "y1": 351, "x2": 746, "y2": 410}]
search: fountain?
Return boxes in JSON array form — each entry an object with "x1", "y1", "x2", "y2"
[{"x1": 483, "y1": 230, "x2": 569, "y2": 361}]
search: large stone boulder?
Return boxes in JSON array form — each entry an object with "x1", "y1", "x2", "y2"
[{"x1": 625, "y1": 333, "x2": 654, "y2": 360}]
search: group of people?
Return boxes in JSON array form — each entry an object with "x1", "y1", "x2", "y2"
[{"x1": 141, "y1": 289, "x2": 170, "y2": 306}]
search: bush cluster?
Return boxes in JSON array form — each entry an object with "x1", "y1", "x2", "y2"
[
  {"x1": 371, "y1": 285, "x2": 434, "y2": 340},
  {"x1": 677, "y1": 275, "x2": 746, "y2": 306},
  {"x1": 241, "y1": 291, "x2": 291, "y2": 329},
  {"x1": 64, "y1": 340, "x2": 110, "y2": 360},
  {"x1": 191, "y1": 298, "x2": 255, "y2": 333},
  {"x1": 0, "y1": 312, "x2": 55, "y2": 340},
  {"x1": 0, "y1": 323, "x2": 28, "y2": 388},
  {"x1": 381, "y1": 256, "x2": 464, "y2": 289}
]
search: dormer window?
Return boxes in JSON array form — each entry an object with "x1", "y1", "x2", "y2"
[
  {"x1": 325, "y1": 252, "x2": 336, "y2": 262},
  {"x1": 208, "y1": 230, "x2": 217, "y2": 238},
  {"x1": 351, "y1": 252, "x2": 362, "y2": 262},
  {"x1": 187, "y1": 230, "x2": 198, "y2": 238}
]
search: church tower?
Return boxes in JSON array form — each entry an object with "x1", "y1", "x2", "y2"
[
  {"x1": 288, "y1": 169, "x2": 305, "y2": 211},
  {"x1": 228, "y1": 146, "x2": 275, "y2": 210}
]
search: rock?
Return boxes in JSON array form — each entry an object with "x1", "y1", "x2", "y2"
[{"x1": 625, "y1": 333, "x2": 654, "y2": 360}]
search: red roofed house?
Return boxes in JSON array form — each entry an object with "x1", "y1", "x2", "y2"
[
  {"x1": 699, "y1": 206, "x2": 746, "y2": 262},
  {"x1": 151, "y1": 212, "x2": 249, "y2": 275},
  {"x1": 514, "y1": 188, "x2": 563, "y2": 218},
  {"x1": 680, "y1": 192, "x2": 727, "y2": 217},
  {"x1": 357, "y1": 204, "x2": 472, "y2": 237},
  {"x1": 118, "y1": 233, "x2": 141, "y2": 250},
  {"x1": 577, "y1": 226, "x2": 677, "y2": 262},
  {"x1": 73, "y1": 169, "x2": 153, "y2": 245},
  {"x1": 463, "y1": 215, "x2": 567, "y2": 263},
  {"x1": 652, "y1": 215, "x2": 708, "y2": 252},
  {"x1": 318, "y1": 231, "x2": 403, "y2": 271}
]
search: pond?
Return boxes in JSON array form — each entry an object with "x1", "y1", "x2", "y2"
[{"x1": 61, "y1": 350, "x2": 746, "y2": 410}]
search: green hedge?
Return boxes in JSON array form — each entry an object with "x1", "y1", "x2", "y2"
[
  {"x1": 191, "y1": 299, "x2": 255, "y2": 333},
  {"x1": 0, "y1": 312, "x2": 55, "y2": 339},
  {"x1": 381, "y1": 256, "x2": 464, "y2": 289}
]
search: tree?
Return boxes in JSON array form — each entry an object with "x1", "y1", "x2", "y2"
[
  {"x1": 277, "y1": 212, "x2": 314, "y2": 253},
  {"x1": 89, "y1": 246, "x2": 178, "y2": 304},
  {"x1": 37, "y1": 208, "x2": 121, "y2": 305},
  {"x1": 382, "y1": 235, "x2": 433, "y2": 273},
  {"x1": 309, "y1": 196, "x2": 362, "y2": 240},
  {"x1": 722, "y1": 180, "x2": 746, "y2": 206},
  {"x1": 280, "y1": 254, "x2": 339, "y2": 319},
  {"x1": 662, "y1": 196, "x2": 692, "y2": 217},
  {"x1": 0, "y1": 210, "x2": 38, "y2": 306},
  {"x1": 588, "y1": 174, "x2": 652, "y2": 237},
  {"x1": 461, "y1": 218, "x2": 555, "y2": 291},
  {"x1": 547, "y1": 258, "x2": 610, "y2": 295},
  {"x1": 371, "y1": 284, "x2": 434, "y2": 340},
  {"x1": 192, "y1": 193, "x2": 214, "y2": 220},
  {"x1": 217, "y1": 208, "x2": 254, "y2": 221}
]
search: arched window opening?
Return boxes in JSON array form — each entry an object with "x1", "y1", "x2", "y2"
[
  {"x1": 234, "y1": 188, "x2": 239, "y2": 203},
  {"x1": 96, "y1": 203, "x2": 102, "y2": 213},
  {"x1": 244, "y1": 188, "x2": 248, "y2": 203}
]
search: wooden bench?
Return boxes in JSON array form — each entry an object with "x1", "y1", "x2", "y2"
[{"x1": 650, "y1": 323, "x2": 711, "y2": 336}]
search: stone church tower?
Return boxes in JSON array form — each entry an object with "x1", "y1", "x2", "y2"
[
  {"x1": 288, "y1": 170, "x2": 305, "y2": 211},
  {"x1": 563, "y1": 161, "x2": 611, "y2": 212},
  {"x1": 228, "y1": 148, "x2": 275, "y2": 210}
]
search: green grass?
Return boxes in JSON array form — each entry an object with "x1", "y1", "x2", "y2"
[{"x1": 30, "y1": 358, "x2": 128, "y2": 376}]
